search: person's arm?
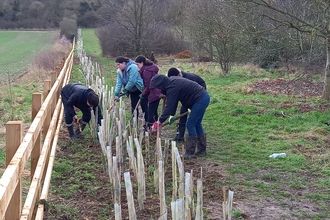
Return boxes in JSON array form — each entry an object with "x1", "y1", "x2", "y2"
[
  {"x1": 93, "y1": 106, "x2": 103, "y2": 126},
  {"x1": 66, "y1": 95, "x2": 78, "y2": 119},
  {"x1": 115, "y1": 69, "x2": 123, "y2": 96},
  {"x1": 141, "y1": 71, "x2": 153, "y2": 97},
  {"x1": 124, "y1": 65, "x2": 139, "y2": 91},
  {"x1": 159, "y1": 90, "x2": 179, "y2": 123}
]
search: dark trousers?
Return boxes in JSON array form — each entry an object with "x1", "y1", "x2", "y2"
[
  {"x1": 147, "y1": 99, "x2": 160, "y2": 125},
  {"x1": 179, "y1": 105, "x2": 188, "y2": 125},
  {"x1": 130, "y1": 90, "x2": 148, "y2": 121}
]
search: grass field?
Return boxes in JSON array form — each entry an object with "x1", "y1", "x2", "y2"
[
  {"x1": 0, "y1": 30, "x2": 68, "y2": 151},
  {"x1": 0, "y1": 30, "x2": 58, "y2": 83}
]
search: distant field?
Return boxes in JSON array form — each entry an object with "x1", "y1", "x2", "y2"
[{"x1": 0, "y1": 30, "x2": 58, "y2": 82}]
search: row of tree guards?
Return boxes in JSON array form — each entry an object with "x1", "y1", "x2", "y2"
[{"x1": 76, "y1": 29, "x2": 234, "y2": 219}]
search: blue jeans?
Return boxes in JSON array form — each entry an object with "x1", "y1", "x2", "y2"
[{"x1": 186, "y1": 92, "x2": 210, "y2": 137}]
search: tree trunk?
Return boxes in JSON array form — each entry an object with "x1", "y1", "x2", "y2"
[
  {"x1": 321, "y1": 41, "x2": 330, "y2": 101},
  {"x1": 220, "y1": 62, "x2": 229, "y2": 76}
]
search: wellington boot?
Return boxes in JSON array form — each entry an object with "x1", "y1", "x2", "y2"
[
  {"x1": 195, "y1": 133, "x2": 207, "y2": 156},
  {"x1": 171, "y1": 123, "x2": 186, "y2": 142},
  {"x1": 183, "y1": 136, "x2": 197, "y2": 159},
  {"x1": 67, "y1": 125, "x2": 76, "y2": 143}
]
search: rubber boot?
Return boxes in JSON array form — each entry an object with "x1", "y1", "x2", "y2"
[
  {"x1": 195, "y1": 133, "x2": 207, "y2": 156},
  {"x1": 183, "y1": 136, "x2": 197, "y2": 159},
  {"x1": 67, "y1": 125, "x2": 76, "y2": 143},
  {"x1": 171, "y1": 123, "x2": 185, "y2": 142}
]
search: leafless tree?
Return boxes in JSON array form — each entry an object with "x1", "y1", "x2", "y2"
[
  {"x1": 184, "y1": 0, "x2": 250, "y2": 75},
  {"x1": 163, "y1": 0, "x2": 190, "y2": 41},
  {"x1": 98, "y1": 0, "x2": 181, "y2": 57}
]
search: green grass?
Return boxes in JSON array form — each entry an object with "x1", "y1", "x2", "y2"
[
  {"x1": 80, "y1": 29, "x2": 116, "y2": 87},
  {"x1": 80, "y1": 29, "x2": 102, "y2": 57},
  {"x1": 0, "y1": 83, "x2": 41, "y2": 124},
  {"x1": 0, "y1": 30, "x2": 61, "y2": 127},
  {"x1": 0, "y1": 30, "x2": 58, "y2": 82}
]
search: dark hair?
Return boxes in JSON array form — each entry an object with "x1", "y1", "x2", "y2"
[
  {"x1": 167, "y1": 67, "x2": 180, "y2": 77},
  {"x1": 87, "y1": 91, "x2": 99, "y2": 107},
  {"x1": 115, "y1": 56, "x2": 130, "y2": 63},
  {"x1": 135, "y1": 55, "x2": 154, "y2": 66}
]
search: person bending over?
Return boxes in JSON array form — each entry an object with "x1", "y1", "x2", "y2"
[
  {"x1": 167, "y1": 67, "x2": 207, "y2": 142},
  {"x1": 61, "y1": 83, "x2": 102, "y2": 143},
  {"x1": 150, "y1": 74, "x2": 210, "y2": 159}
]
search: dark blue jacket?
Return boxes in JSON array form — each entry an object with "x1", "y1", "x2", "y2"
[
  {"x1": 61, "y1": 83, "x2": 102, "y2": 125},
  {"x1": 181, "y1": 71, "x2": 206, "y2": 90},
  {"x1": 150, "y1": 75, "x2": 206, "y2": 123}
]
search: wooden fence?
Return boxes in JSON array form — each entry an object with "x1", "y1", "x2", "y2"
[{"x1": 0, "y1": 43, "x2": 74, "y2": 220}]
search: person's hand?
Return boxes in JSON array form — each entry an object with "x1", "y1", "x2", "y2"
[
  {"x1": 139, "y1": 94, "x2": 144, "y2": 100},
  {"x1": 168, "y1": 115, "x2": 175, "y2": 125},
  {"x1": 114, "y1": 92, "x2": 120, "y2": 101},
  {"x1": 119, "y1": 89, "x2": 127, "y2": 97},
  {"x1": 160, "y1": 94, "x2": 166, "y2": 99},
  {"x1": 152, "y1": 121, "x2": 161, "y2": 132}
]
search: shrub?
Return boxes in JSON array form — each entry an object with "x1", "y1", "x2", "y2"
[{"x1": 59, "y1": 18, "x2": 77, "y2": 41}]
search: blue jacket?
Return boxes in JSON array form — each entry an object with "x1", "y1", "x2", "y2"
[{"x1": 115, "y1": 60, "x2": 144, "y2": 94}]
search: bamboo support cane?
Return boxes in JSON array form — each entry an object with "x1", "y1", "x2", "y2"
[{"x1": 223, "y1": 186, "x2": 227, "y2": 220}]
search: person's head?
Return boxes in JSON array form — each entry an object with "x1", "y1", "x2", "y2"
[
  {"x1": 150, "y1": 74, "x2": 170, "y2": 93},
  {"x1": 87, "y1": 91, "x2": 99, "y2": 107},
  {"x1": 167, "y1": 67, "x2": 182, "y2": 77},
  {"x1": 115, "y1": 56, "x2": 130, "y2": 71},
  {"x1": 135, "y1": 55, "x2": 153, "y2": 69}
]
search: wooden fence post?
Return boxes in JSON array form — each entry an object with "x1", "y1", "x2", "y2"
[
  {"x1": 5, "y1": 121, "x2": 23, "y2": 220},
  {"x1": 31, "y1": 93, "x2": 42, "y2": 181}
]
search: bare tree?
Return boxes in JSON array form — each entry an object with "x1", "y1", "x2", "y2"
[
  {"x1": 164, "y1": 0, "x2": 190, "y2": 41},
  {"x1": 98, "y1": 0, "x2": 177, "y2": 57},
  {"x1": 234, "y1": 0, "x2": 330, "y2": 100},
  {"x1": 184, "y1": 0, "x2": 249, "y2": 75}
]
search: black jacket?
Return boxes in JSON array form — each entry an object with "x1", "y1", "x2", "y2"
[
  {"x1": 181, "y1": 71, "x2": 206, "y2": 90},
  {"x1": 61, "y1": 83, "x2": 102, "y2": 125},
  {"x1": 150, "y1": 75, "x2": 206, "y2": 123}
]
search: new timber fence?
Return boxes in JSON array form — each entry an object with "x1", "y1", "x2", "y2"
[{"x1": 0, "y1": 43, "x2": 74, "y2": 220}]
